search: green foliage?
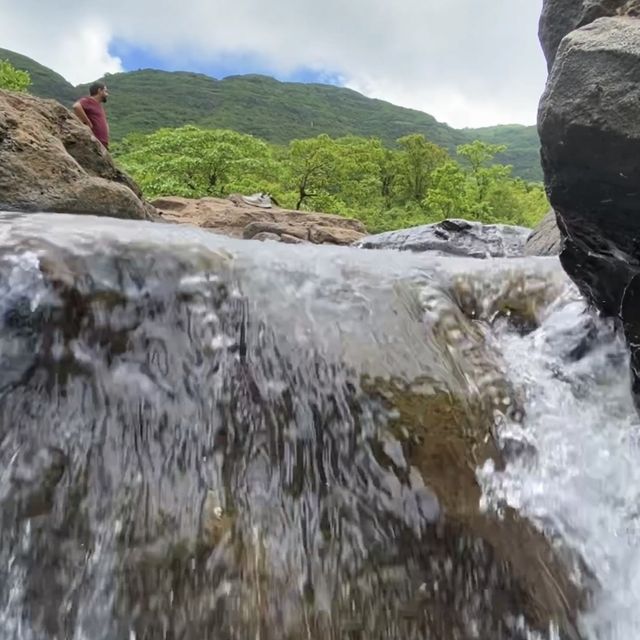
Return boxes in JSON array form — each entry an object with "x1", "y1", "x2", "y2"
[
  {"x1": 463, "y1": 124, "x2": 541, "y2": 182},
  {"x1": 0, "y1": 47, "x2": 543, "y2": 181},
  {"x1": 115, "y1": 126, "x2": 277, "y2": 198},
  {"x1": 115, "y1": 126, "x2": 549, "y2": 235},
  {"x1": 285, "y1": 134, "x2": 340, "y2": 209},
  {"x1": 424, "y1": 161, "x2": 475, "y2": 220},
  {"x1": 423, "y1": 141, "x2": 547, "y2": 227},
  {"x1": 0, "y1": 59, "x2": 31, "y2": 92},
  {"x1": 396, "y1": 134, "x2": 449, "y2": 202}
]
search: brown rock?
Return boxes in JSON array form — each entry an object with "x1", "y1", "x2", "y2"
[
  {"x1": 152, "y1": 195, "x2": 367, "y2": 245},
  {"x1": 0, "y1": 89, "x2": 157, "y2": 219},
  {"x1": 308, "y1": 224, "x2": 367, "y2": 245},
  {"x1": 251, "y1": 231, "x2": 281, "y2": 242},
  {"x1": 280, "y1": 233, "x2": 306, "y2": 244},
  {"x1": 243, "y1": 221, "x2": 309, "y2": 240}
]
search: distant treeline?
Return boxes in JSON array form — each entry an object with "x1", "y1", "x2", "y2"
[{"x1": 114, "y1": 127, "x2": 548, "y2": 233}]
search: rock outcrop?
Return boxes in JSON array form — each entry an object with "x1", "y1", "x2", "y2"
[
  {"x1": 0, "y1": 89, "x2": 156, "y2": 219},
  {"x1": 538, "y1": 0, "x2": 631, "y2": 70},
  {"x1": 538, "y1": 5, "x2": 640, "y2": 402},
  {"x1": 355, "y1": 218, "x2": 530, "y2": 258},
  {"x1": 524, "y1": 210, "x2": 562, "y2": 256},
  {"x1": 152, "y1": 195, "x2": 366, "y2": 245}
]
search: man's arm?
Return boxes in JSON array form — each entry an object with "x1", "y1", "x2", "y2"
[{"x1": 72, "y1": 101, "x2": 92, "y2": 128}]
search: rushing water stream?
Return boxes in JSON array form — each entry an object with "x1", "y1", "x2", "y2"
[{"x1": 0, "y1": 212, "x2": 636, "y2": 640}]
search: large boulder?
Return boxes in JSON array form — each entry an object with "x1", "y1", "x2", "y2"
[
  {"x1": 539, "y1": 0, "x2": 630, "y2": 69},
  {"x1": 0, "y1": 89, "x2": 156, "y2": 219},
  {"x1": 538, "y1": 10, "x2": 640, "y2": 401},
  {"x1": 524, "y1": 210, "x2": 563, "y2": 256},
  {"x1": 354, "y1": 218, "x2": 530, "y2": 258},
  {"x1": 152, "y1": 195, "x2": 366, "y2": 245}
]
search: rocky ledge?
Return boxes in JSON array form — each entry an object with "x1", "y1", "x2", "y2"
[
  {"x1": 152, "y1": 195, "x2": 367, "y2": 246},
  {"x1": 0, "y1": 89, "x2": 156, "y2": 219}
]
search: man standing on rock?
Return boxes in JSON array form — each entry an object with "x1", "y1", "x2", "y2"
[{"x1": 73, "y1": 82, "x2": 109, "y2": 149}]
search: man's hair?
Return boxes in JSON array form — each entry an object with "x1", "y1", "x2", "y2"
[{"x1": 89, "y1": 82, "x2": 106, "y2": 96}]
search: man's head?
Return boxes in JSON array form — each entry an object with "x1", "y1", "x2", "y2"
[{"x1": 89, "y1": 82, "x2": 109, "y2": 103}]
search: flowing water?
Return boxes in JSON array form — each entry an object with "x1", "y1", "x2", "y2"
[{"x1": 0, "y1": 212, "x2": 636, "y2": 640}]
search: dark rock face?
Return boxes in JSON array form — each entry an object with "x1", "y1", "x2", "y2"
[
  {"x1": 355, "y1": 219, "x2": 531, "y2": 258},
  {"x1": 538, "y1": 11, "x2": 640, "y2": 403},
  {"x1": 524, "y1": 210, "x2": 562, "y2": 256},
  {"x1": 539, "y1": 0, "x2": 629, "y2": 70}
]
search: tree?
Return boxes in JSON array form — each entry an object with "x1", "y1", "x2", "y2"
[
  {"x1": 333, "y1": 136, "x2": 385, "y2": 209},
  {"x1": 395, "y1": 134, "x2": 449, "y2": 202},
  {"x1": 0, "y1": 60, "x2": 30, "y2": 92},
  {"x1": 484, "y1": 177, "x2": 549, "y2": 226},
  {"x1": 286, "y1": 135, "x2": 339, "y2": 210},
  {"x1": 424, "y1": 140, "x2": 549, "y2": 224},
  {"x1": 379, "y1": 149, "x2": 401, "y2": 207},
  {"x1": 423, "y1": 161, "x2": 475, "y2": 220},
  {"x1": 457, "y1": 140, "x2": 508, "y2": 204},
  {"x1": 114, "y1": 126, "x2": 276, "y2": 198}
]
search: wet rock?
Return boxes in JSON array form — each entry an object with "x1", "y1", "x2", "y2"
[
  {"x1": 524, "y1": 209, "x2": 562, "y2": 256},
  {"x1": 0, "y1": 90, "x2": 157, "y2": 219},
  {"x1": 538, "y1": 8, "x2": 640, "y2": 404},
  {"x1": 368, "y1": 379, "x2": 587, "y2": 640},
  {"x1": 355, "y1": 218, "x2": 531, "y2": 258},
  {"x1": 448, "y1": 264, "x2": 568, "y2": 331},
  {"x1": 0, "y1": 445, "x2": 67, "y2": 519},
  {"x1": 0, "y1": 225, "x2": 586, "y2": 640}
]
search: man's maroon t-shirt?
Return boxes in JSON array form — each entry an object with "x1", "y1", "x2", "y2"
[{"x1": 79, "y1": 96, "x2": 109, "y2": 148}]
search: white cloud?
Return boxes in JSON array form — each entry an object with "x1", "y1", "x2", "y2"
[
  {"x1": 0, "y1": 0, "x2": 547, "y2": 127},
  {"x1": 54, "y1": 24, "x2": 123, "y2": 85},
  {"x1": 0, "y1": 15, "x2": 122, "y2": 85}
]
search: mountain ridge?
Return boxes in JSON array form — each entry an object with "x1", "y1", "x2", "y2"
[{"x1": 0, "y1": 47, "x2": 542, "y2": 181}]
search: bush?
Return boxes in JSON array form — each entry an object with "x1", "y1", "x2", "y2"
[{"x1": 0, "y1": 60, "x2": 30, "y2": 92}]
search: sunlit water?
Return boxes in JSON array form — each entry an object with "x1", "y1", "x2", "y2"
[{"x1": 0, "y1": 213, "x2": 637, "y2": 639}]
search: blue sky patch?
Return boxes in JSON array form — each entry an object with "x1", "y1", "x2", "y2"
[{"x1": 108, "y1": 39, "x2": 345, "y2": 87}]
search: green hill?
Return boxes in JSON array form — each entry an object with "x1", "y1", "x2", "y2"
[
  {"x1": 1, "y1": 48, "x2": 542, "y2": 181},
  {"x1": 0, "y1": 48, "x2": 77, "y2": 105}
]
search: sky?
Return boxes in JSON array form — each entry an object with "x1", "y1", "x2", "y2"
[{"x1": 0, "y1": 0, "x2": 547, "y2": 129}]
